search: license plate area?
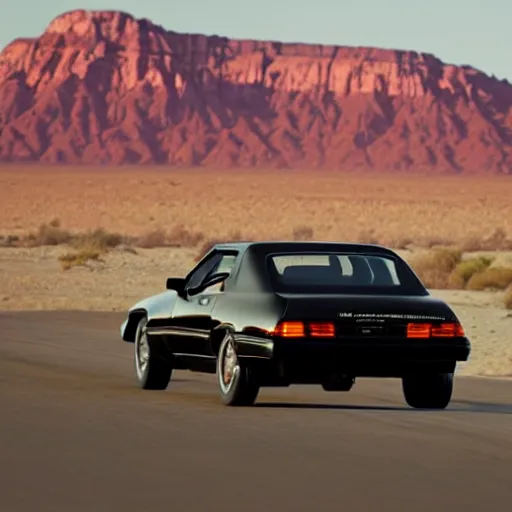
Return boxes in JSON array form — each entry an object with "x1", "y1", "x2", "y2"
[
  {"x1": 337, "y1": 319, "x2": 407, "y2": 338},
  {"x1": 358, "y1": 325, "x2": 384, "y2": 336}
]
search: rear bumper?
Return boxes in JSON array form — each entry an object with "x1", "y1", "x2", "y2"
[
  {"x1": 274, "y1": 336, "x2": 471, "y2": 362},
  {"x1": 235, "y1": 335, "x2": 471, "y2": 380}
]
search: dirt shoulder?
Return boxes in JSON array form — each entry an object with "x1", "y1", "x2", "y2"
[{"x1": 0, "y1": 246, "x2": 510, "y2": 378}]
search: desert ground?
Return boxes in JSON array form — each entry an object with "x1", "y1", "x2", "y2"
[
  {"x1": 2, "y1": 167, "x2": 512, "y2": 243},
  {"x1": 1, "y1": 166, "x2": 512, "y2": 379}
]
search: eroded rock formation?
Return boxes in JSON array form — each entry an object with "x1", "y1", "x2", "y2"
[{"x1": 1, "y1": 9, "x2": 511, "y2": 172}]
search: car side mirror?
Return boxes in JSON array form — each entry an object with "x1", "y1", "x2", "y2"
[
  {"x1": 166, "y1": 277, "x2": 186, "y2": 296},
  {"x1": 187, "y1": 272, "x2": 230, "y2": 296}
]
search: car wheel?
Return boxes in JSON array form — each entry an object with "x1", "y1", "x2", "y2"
[
  {"x1": 216, "y1": 332, "x2": 260, "y2": 406},
  {"x1": 134, "y1": 316, "x2": 173, "y2": 390},
  {"x1": 402, "y1": 371, "x2": 454, "y2": 409}
]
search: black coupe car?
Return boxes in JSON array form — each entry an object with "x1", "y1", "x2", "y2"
[{"x1": 120, "y1": 241, "x2": 470, "y2": 408}]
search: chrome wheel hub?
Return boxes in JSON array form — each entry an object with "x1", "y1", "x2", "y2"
[
  {"x1": 223, "y1": 342, "x2": 237, "y2": 385},
  {"x1": 219, "y1": 338, "x2": 240, "y2": 393},
  {"x1": 136, "y1": 330, "x2": 150, "y2": 374}
]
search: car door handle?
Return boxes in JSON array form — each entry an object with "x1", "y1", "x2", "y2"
[{"x1": 198, "y1": 297, "x2": 210, "y2": 306}]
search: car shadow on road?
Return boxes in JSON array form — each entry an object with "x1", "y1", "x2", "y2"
[
  {"x1": 254, "y1": 402, "x2": 409, "y2": 411},
  {"x1": 449, "y1": 399, "x2": 512, "y2": 415},
  {"x1": 254, "y1": 400, "x2": 512, "y2": 414}
]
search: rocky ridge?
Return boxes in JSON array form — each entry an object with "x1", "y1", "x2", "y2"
[{"x1": 1, "y1": 9, "x2": 511, "y2": 172}]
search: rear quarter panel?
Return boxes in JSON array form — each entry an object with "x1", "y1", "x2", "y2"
[
  {"x1": 121, "y1": 290, "x2": 178, "y2": 341},
  {"x1": 212, "y1": 292, "x2": 287, "y2": 335}
]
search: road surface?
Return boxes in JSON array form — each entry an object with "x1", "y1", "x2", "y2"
[{"x1": 1, "y1": 311, "x2": 511, "y2": 512}]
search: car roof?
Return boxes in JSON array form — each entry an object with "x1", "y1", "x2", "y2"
[
  {"x1": 208, "y1": 240, "x2": 420, "y2": 294},
  {"x1": 213, "y1": 240, "x2": 397, "y2": 256}
]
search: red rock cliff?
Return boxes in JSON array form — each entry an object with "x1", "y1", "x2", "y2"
[{"x1": 1, "y1": 9, "x2": 511, "y2": 172}]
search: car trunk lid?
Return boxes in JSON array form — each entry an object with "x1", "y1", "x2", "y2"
[{"x1": 276, "y1": 293, "x2": 455, "y2": 339}]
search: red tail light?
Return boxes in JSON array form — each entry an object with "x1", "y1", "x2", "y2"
[
  {"x1": 407, "y1": 322, "x2": 465, "y2": 339},
  {"x1": 309, "y1": 322, "x2": 336, "y2": 338},
  {"x1": 272, "y1": 321, "x2": 336, "y2": 338},
  {"x1": 273, "y1": 321, "x2": 305, "y2": 338},
  {"x1": 407, "y1": 323, "x2": 431, "y2": 338}
]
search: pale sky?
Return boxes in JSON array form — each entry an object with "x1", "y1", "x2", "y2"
[{"x1": 1, "y1": 0, "x2": 511, "y2": 81}]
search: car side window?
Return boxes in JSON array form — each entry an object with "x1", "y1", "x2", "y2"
[
  {"x1": 201, "y1": 253, "x2": 238, "y2": 293},
  {"x1": 186, "y1": 253, "x2": 223, "y2": 291}
]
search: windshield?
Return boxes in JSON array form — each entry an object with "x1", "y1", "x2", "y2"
[{"x1": 267, "y1": 252, "x2": 427, "y2": 295}]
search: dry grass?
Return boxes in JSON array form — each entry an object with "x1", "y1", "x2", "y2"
[
  {"x1": 446, "y1": 256, "x2": 494, "y2": 289},
  {"x1": 408, "y1": 250, "x2": 512, "y2": 291},
  {"x1": 292, "y1": 225, "x2": 315, "y2": 241},
  {"x1": 135, "y1": 225, "x2": 204, "y2": 248},
  {"x1": 408, "y1": 249, "x2": 462, "y2": 289},
  {"x1": 0, "y1": 219, "x2": 206, "y2": 251},
  {"x1": 504, "y1": 285, "x2": 512, "y2": 309},
  {"x1": 58, "y1": 248, "x2": 103, "y2": 270},
  {"x1": 459, "y1": 228, "x2": 512, "y2": 252},
  {"x1": 13, "y1": 218, "x2": 74, "y2": 246},
  {"x1": 1, "y1": 168, "x2": 512, "y2": 249},
  {"x1": 70, "y1": 228, "x2": 126, "y2": 252},
  {"x1": 466, "y1": 267, "x2": 512, "y2": 291},
  {"x1": 135, "y1": 228, "x2": 169, "y2": 248}
]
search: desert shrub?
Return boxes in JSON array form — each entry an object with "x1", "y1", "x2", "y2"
[
  {"x1": 292, "y1": 225, "x2": 314, "y2": 241},
  {"x1": 58, "y1": 248, "x2": 103, "y2": 271},
  {"x1": 415, "y1": 235, "x2": 453, "y2": 249},
  {"x1": 136, "y1": 229, "x2": 169, "y2": 248},
  {"x1": 460, "y1": 228, "x2": 512, "y2": 252},
  {"x1": 71, "y1": 227, "x2": 125, "y2": 252},
  {"x1": 459, "y1": 236, "x2": 484, "y2": 252},
  {"x1": 167, "y1": 225, "x2": 205, "y2": 247},
  {"x1": 387, "y1": 236, "x2": 413, "y2": 250},
  {"x1": 0, "y1": 234, "x2": 21, "y2": 247},
  {"x1": 504, "y1": 285, "x2": 512, "y2": 309},
  {"x1": 356, "y1": 228, "x2": 379, "y2": 245},
  {"x1": 408, "y1": 249, "x2": 462, "y2": 289},
  {"x1": 481, "y1": 227, "x2": 512, "y2": 251},
  {"x1": 447, "y1": 256, "x2": 494, "y2": 289},
  {"x1": 134, "y1": 226, "x2": 204, "y2": 248},
  {"x1": 28, "y1": 222, "x2": 73, "y2": 246},
  {"x1": 466, "y1": 267, "x2": 512, "y2": 291}
]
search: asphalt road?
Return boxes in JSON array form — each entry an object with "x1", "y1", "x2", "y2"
[{"x1": 1, "y1": 311, "x2": 511, "y2": 512}]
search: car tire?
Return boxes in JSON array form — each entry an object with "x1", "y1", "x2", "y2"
[
  {"x1": 402, "y1": 371, "x2": 454, "y2": 409},
  {"x1": 134, "y1": 316, "x2": 173, "y2": 390},
  {"x1": 216, "y1": 332, "x2": 260, "y2": 406}
]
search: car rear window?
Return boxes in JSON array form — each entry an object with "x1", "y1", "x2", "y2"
[{"x1": 267, "y1": 253, "x2": 426, "y2": 295}]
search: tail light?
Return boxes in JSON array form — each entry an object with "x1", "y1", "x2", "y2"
[
  {"x1": 406, "y1": 323, "x2": 431, "y2": 338},
  {"x1": 272, "y1": 321, "x2": 336, "y2": 338},
  {"x1": 309, "y1": 322, "x2": 336, "y2": 338},
  {"x1": 407, "y1": 322, "x2": 465, "y2": 339},
  {"x1": 273, "y1": 321, "x2": 305, "y2": 338}
]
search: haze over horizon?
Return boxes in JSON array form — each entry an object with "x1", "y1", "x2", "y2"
[{"x1": 1, "y1": 0, "x2": 510, "y2": 82}]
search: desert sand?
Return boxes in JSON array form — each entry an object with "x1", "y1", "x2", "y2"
[
  {"x1": 2, "y1": 168, "x2": 512, "y2": 244},
  {"x1": 1, "y1": 169, "x2": 511, "y2": 379}
]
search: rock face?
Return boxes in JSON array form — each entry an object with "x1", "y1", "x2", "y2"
[{"x1": 1, "y1": 9, "x2": 512, "y2": 172}]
